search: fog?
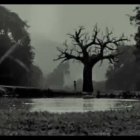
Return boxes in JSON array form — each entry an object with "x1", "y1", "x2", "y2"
[{"x1": 2, "y1": 4, "x2": 137, "y2": 83}]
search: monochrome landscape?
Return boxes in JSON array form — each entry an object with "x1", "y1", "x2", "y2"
[{"x1": 0, "y1": 4, "x2": 140, "y2": 136}]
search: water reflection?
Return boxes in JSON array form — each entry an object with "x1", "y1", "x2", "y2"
[
  {"x1": 83, "y1": 99, "x2": 135, "y2": 112},
  {"x1": 83, "y1": 99, "x2": 94, "y2": 111},
  {"x1": 28, "y1": 98, "x2": 139, "y2": 113}
]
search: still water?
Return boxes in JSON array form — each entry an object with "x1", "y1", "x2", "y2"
[{"x1": 26, "y1": 98, "x2": 139, "y2": 113}]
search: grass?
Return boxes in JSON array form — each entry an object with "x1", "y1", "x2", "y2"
[{"x1": 0, "y1": 98, "x2": 140, "y2": 136}]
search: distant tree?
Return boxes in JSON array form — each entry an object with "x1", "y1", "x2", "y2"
[
  {"x1": 29, "y1": 65, "x2": 43, "y2": 88},
  {"x1": 54, "y1": 25, "x2": 127, "y2": 93},
  {"x1": 0, "y1": 6, "x2": 34, "y2": 86},
  {"x1": 105, "y1": 45, "x2": 137, "y2": 90},
  {"x1": 45, "y1": 62, "x2": 70, "y2": 89}
]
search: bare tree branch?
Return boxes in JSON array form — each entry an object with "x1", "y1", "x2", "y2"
[
  {"x1": 55, "y1": 25, "x2": 128, "y2": 66},
  {"x1": 84, "y1": 26, "x2": 100, "y2": 49},
  {"x1": 54, "y1": 46, "x2": 83, "y2": 63},
  {"x1": 101, "y1": 52, "x2": 121, "y2": 64},
  {"x1": 67, "y1": 26, "x2": 85, "y2": 49}
]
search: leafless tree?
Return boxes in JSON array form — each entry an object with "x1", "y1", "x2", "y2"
[{"x1": 54, "y1": 25, "x2": 128, "y2": 93}]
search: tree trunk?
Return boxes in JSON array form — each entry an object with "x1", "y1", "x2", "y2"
[{"x1": 83, "y1": 64, "x2": 93, "y2": 93}]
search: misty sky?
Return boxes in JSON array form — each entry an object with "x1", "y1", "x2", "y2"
[{"x1": 2, "y1": 4, "x2": 137, "y2": 82}]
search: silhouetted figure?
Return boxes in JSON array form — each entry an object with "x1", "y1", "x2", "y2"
[{"x1": 74, "y1": 80, "x2": 77, "y2": 91}]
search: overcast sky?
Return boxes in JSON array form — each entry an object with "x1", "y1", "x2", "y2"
[{"x1": 2, "y1": 4, "x2": 137, "y2": 82}]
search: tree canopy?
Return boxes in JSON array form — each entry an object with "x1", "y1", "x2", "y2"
[{"x1": 0, "y1": 6, "x2": 35, "y2": 86}]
